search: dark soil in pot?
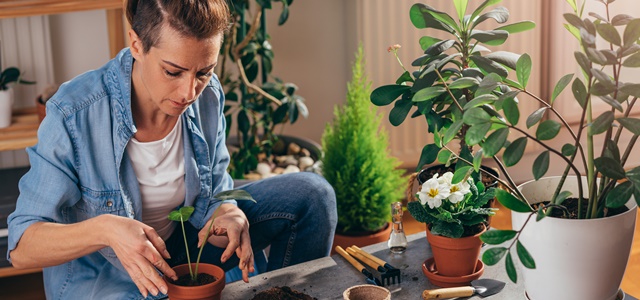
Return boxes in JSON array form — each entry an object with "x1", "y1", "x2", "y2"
[
  {"x1": 533, "y1": 198, "x2": 629, "y2": 219},
  {"x1": 251, "y1": 286, "x2": 317, "y2": 300},
  {"x1": 171, "y1": 273, "x2": 217, "y2": 287}
]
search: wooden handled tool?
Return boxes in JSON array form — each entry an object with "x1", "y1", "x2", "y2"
[
  {"x1": 335, "y1": 246, "x2": 382, "y2": 286},
  {"x1": 351, "y1": 245, "x2": 401, "y2": 285},
  {"x1": 422, "y1": 286, "x2": 475, "y2": 299}
]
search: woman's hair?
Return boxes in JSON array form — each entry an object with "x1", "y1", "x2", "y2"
[{"x1": 126, "y1": 0, "x2": 230, "y2": 53}]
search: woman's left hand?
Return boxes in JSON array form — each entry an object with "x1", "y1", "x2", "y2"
[{"x1": 197, "y1": 203, "x2": 255, "y2": 282}]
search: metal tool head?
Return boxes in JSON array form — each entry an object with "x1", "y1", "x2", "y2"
[{"x1": 470, "y1": 278, "x2": 506, "y2": 297}]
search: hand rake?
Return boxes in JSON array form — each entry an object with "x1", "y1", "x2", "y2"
[
  {"x1": 335, "y1": 246, "x2": 382, "y2": 286},
  {"x1": 350, "y1": 245, "x2": 401, "y2": 286}
]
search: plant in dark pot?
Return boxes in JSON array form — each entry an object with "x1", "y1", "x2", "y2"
[
  {"x1": 322, "y1": 47, "x2": 406, "y2": 252},
  {"x1": 370, "y1": 0, "x2": 536, "y2": 229},
  {"x1": 165, "y1": 189, "x2": 255, "y2": 300},
  {"x1": 220, "y1": 0, "x2": 312, "y2": 180}
]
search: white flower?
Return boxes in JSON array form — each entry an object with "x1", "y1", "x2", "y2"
[
  {"x1": 438, "y1": 172, "x2": 454, "y2": 185},
  {"x1": 417, "y1": 176, "x2": 451, "y2": 209},
  {"x1": 448, "y1": 180, "x2": 471, "y2": 204}
]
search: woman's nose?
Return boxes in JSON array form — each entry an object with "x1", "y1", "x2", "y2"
[{"x1": 181, "y1": 76, "x2": 198, "y2": 101}]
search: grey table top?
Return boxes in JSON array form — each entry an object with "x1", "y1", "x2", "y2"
[{"x1": 224, "y1": 232, "x2": 525, "y2": 299}]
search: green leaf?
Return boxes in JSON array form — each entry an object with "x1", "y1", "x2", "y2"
[
  {"x1": 470, "y1": 30, "x2": 509, "y2": 46},
  {"x1": 596, "y1": 23, "x2": 622, "y2": 46},
  {"x1": 448, "y1": 77, "x2": 480, "y2": 90},
  {"x1": 237, "y1": 109, "x2": 250, "y2": 134},
  {"x1": 419, "y1": 36, "x2": 443, "y2": 51},
  {"x1": 495, "y1": 21, "x2": 536, "y2": 34},
  {"x1": 536, "y1": 205, "x2": 546, "y2": 221},
  {"x1": 168, "y1": 206, "x2": 195, "y2": 221},
  {"x1": 474, "y1": 7, "x2": 509, "y2": 28},
  {"x1": 431, "y1": 221, "x2": 464, "y2": 238},
  {"x1": 526, "y1": 107, "x2": 547, "y2": 128},
  {"x1": 573, "y1": 78, "x2": 589, "y2": 108},
  {"x1": 594, "y1": 157, "x2": 626, "y2": 180},
  {"x1": 444, "y1": 120, "x2": 464, "y2": 144},
  {"x1": 551, "y1": 74, "x2": 574, "y2": 105},
  {"x1": 627, "y1": 166, "x2": 640, "y2": 186},
  {"x1": 591, "y1": 111, "x2": 614, "y2": 135},
  {"x1": 463, "y1": 94, "x2": 498, "y2": 110},
  {"x1": 612, "y1": 14, "x2": 634, "y2": 26},
  {"x1": 503, "y1": 137, "x2": 527, "y2": 167},
  {"x1": 473, "y1": 149, "x2": 484, "y2": 172},
  {"x1": 425, "y1": 40, "x2": 457, "y2": 56},
  {"x1": 466, "y1": 123, "x2": 492, "y2": 146},
  {"x1": 438, "y1": 149, "x2": 453, "y2": 164},
  {"x1": 483, "y1": 128, "x2": 509, "y2": 157},
  {"x1": 452, "y1": 166, "x2": 473, "y2": 184},
  {"x1": 495, "y1": 188, "x2": 533, "y2": 212},
  {"x1": 417, "y1": 144, "x2": 442, "y2": 171},
  {"x1": 396, "y1": 71, "x2": 413, "y2": 85},
  {"x1": 516, "y1": 53, "x2": 532, "y2": 89},
  {"x1": 480, "y1": 230, "x2": 517, "y2": 245},
  {"x1": 536, "y1": 120, "x2": 561, "y2": 140},
  {"x1": 453, "y1": 0, "x2": 469, "y2": 22},
  {"x1": 470, "y1": 0, "x2": 503, "y2": 24},
  {"x1": 623, "y1": 19, "x2": 640, "y2": 45},
  {"x1": 389, "y1": 97, "x2": 413, "y2": 126},
  {"x1": 371, "y1": 85, "x2": 410, "y2": 106},
  {"x1": 516, "y1": 241, "x2": 536, "y2": 269},
  {"x1": 502, "y1": 93, "x2": 520, "y2": 126},
  {"x1": 623, "y1": 52, "x2": 640, "y2": 67},
  {"x1": 618, "y1": 118, "x2": 640, "y2": 135},
  {"x1": 564, "y1": 13, "x2": 585, "y2": 30},
  {"x1": 168, "y1": 211, "x2": 183, "y2": 222},
  {"x1": 574, "y1": 52, "x2": 592, "y2": 77},
  {"x1": 562, "y1": 143, "x2": 577, "y2": 156},
  {"x1": 606, "y1": 181, "x2": 635, "y2": 208},
  {"x1": 619, "y1": 83, "x2": 640, "y2": 98},
  {"x1": 413, "y1": 86, "x2": 447, "y2": 102},
  {"x1": 506, "y1": 252, "x2": 518, "y2": 283},
  {"x1": 213, "y1": 190, "x2": 256, "y2": 202},
  {"x1": 597, "y1": 96, "x2": 624, "y2": 112},
  {"x1": 554, "y1": 191, "x2": 572, "y2": 205},
  {"x1": 485, "y1": 51, "x2": 520, "y2": 70},
  {"x1": 533, "y1": 151, "x2": 550, "y2": 180},
  {"x1": 482, "y1": 247, "x2": 508, "y2": 266},
  {"x1": 470, "y1": 55, "x2": 509, "y2": 78},
  {"x1": 463, "y1": 107, "x2": 492, "y2": 125}
]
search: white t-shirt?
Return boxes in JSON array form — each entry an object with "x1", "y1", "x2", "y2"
[{"x1": 126, "y1": 118, "x2": 185, "y2": 240}]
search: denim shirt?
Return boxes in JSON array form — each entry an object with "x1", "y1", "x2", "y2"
[{"x1": 7, "y1": 48, "x2": 235, "y2": 300}]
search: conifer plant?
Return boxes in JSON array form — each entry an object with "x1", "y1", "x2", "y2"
[{"x1": 322, "y1": 47, "x2": 406, "y2": 234}]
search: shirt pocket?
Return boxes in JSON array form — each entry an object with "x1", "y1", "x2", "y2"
[{"x1": 74, "y1": 188, "x2": 125, "y2": 259}]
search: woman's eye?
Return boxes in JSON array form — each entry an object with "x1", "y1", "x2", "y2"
[
  {"x1": 165, "y1": 70, "x2": 180, "y2": 77},
  {"x1": 198, "y1": 72, "x2": 213, "y2": 79}
]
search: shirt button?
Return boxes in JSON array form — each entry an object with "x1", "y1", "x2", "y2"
[{"x1": 106, "y1": 200, "x2": 113, "y2": 207}]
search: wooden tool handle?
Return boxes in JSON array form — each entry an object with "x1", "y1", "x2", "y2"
[
  {"x1": 352, "y1": 245, "x2": 386, "y2": 267},
  {"x1": 335, "y1": 246, "x2": 365, "y2": 271},
  {"x1": 422, "y1": 286, "x2": 475, "y2": 299},
  {"x1": 346, "y1": 247, "x2": 382, "y2": 270}
]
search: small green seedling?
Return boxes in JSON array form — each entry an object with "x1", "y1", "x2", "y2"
[{"x1": 168, "y1": 189, "x2": 256, "y2": 282}]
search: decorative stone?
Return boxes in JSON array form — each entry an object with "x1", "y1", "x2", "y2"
[
  {"x1": 256, "y1": 162, "x2": 272, "y2": 177},
  {"x1": 298, "y1": 156, "x2": 314, "y2": 171},
  {"x1": 276, "y1": 155, "x2": 298, "y2": 168},
  {"x1": 283, "y1": 165, "x2": 301, "y2": 174},
  {"x1": 273, "y1": 167, "x2": 285, "y2": 174},
  {"x1": 244, "y1": 173, "x2": 262, "y2": 181},
  {"x1": 287, "y1": 142, "x2": 301, "y2": 155},
  {"x1": 300, "y1": 148, "x2": 311, "y2": 157}
]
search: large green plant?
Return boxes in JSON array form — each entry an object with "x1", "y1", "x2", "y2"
[
  {"x1": 374, "y1": 0, "x2": 640, "y2": 284},
  {"x1": 322, "y1": 47, "x2": 405, "y2": 234},
  {"x1": 221, "y1": 0, "x2": 308, "y2": 179}
]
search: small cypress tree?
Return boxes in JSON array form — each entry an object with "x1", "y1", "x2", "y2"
[{"x1": 322, "y1": 47, "x2": 405, "y2": 234}]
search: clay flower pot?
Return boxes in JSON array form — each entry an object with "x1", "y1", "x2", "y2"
[
  {"x1": 165, "y1": 263, "x2": 226, "y2": 300},
  {"x1": 343, "y1": 284, "x2": 391, "y2": 300},
  {"x1": 332, "y1": 222, "x2": 392, "y2": 255},
  {"x1": 426, "y1": 224, "x2": 486, "y2": 277}
]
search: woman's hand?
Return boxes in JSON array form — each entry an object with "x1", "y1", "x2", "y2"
[
  {"x1": 197, "y1": 203, "x2": 255, "y2": 282},
  {"x1": 104, "y1": 215, "x2": 177, "y2": 298}
]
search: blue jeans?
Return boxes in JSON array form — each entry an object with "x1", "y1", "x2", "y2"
[{"x1": 164, "y1": 172, "x2": 337, "y2": 273}]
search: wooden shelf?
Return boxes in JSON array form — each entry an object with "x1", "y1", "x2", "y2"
[
  {"x1": 0, "y1": 266, "x2": 41, "y2": 278},
  {"x1": 0, "y1": 108, "x2": 39, "y2": 152},
  {"x1": 0, "y1": 0, "x2": 122, "y2": 19}
]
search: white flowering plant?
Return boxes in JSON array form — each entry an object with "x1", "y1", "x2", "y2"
[{"x1": 407, "y1": 171, "x2": 496, "y2": 238}]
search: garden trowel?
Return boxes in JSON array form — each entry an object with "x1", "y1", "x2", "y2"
[{"x1": 422, "y1": 278, "x2": 505, "y2": 299}]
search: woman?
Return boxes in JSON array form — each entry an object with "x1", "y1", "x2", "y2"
[{"x1": 7, "y1": 0, "x2": 337, "y2": 299}]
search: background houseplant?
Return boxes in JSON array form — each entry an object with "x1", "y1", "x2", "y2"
[
  {"x1": 381, "y1": 0, "x2": 639, "y2": 299},
  {"x1": 322, "y1": 47, "x2": 405, "y2": 249},
  {"x1": 0, "y1": 64, "x2": 35, "y2": 128},
  {"x1": 220, "y1": 0, "x2": 309, "y2": 179}
]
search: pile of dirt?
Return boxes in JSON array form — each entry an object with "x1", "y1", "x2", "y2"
[{"x1": 251, "y1": 286, "x2": 317, "y2": 300}]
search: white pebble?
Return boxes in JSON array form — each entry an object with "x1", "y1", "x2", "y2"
[
  {"x1": 283, "y1": 165, "x2": 301, "y2": 174},
  {"x1": 256, "y1": 162, "x2": 272, "y2": 176},
  {"x1": 298, "y1": 156, "x2": 315, "y2": 170}
]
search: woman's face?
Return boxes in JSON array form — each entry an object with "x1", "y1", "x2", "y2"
[{"x1": 129, "y1": 25, "x2": 222, "y2": 118}]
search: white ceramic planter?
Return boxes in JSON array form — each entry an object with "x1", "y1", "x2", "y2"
[
  {"x1": 0, "y1": 88, "x2": 14, "y2": 128},
  {"x1": 512, "y1": 176, "x2": 637, "y2": 300}
]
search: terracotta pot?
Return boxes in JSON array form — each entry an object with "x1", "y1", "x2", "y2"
[
  {"x1": 165, "y1": 263, "x2": 226, "y2": 300},
  {"x1": 426, "y1": 224, "x2": 486, "y2": 277},
  {"x1": 332, "y1": 222, "x2": 391, "y2": 255},
  {"x1": 513, "y1": 176, "x2": 637, "y2": 300},
  {"x1": 343, "y1": 284, "x2": 391, "y2": 300}
]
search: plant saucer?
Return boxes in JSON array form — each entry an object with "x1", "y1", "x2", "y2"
[{"x1": 421, "y1": 257, "x2": 484, "y2": 288}]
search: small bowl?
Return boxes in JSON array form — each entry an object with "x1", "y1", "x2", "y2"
[
  {"x1": 343, "y1": 284, "x2": 391, "y2": 300},
  {"x1": 422, "y1": 257, "x2": 484, "y2": 288}
]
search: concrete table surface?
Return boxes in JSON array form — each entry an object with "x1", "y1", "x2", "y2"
[{"x1": 224, "y1": 232, "x2": 525, "y2": 299}]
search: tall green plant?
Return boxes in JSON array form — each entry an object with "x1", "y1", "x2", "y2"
[
  {"x1": 221, "y1": 0, "x2": 308, "y2": 179},
  {"x1": 322, "y1": 47, "x2": 405, "y2": 234}
]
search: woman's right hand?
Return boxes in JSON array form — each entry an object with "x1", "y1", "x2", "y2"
[{"x1": 102, "y1": 215, "x2": 178, "y2": 298}]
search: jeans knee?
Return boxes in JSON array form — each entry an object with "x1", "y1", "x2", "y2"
[{"x1": 294, "y1": 173, "x2": 337, "y2": 229}]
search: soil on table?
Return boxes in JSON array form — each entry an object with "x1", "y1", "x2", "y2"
[
  {"x1": 532, "y1": 198, "x2": 629, "y2": 219},
  {"x1": 171, "y1": 273, "x2": 217, "y2": 287},
  {"x1": 251, "y1": 286, "x2": 317, "y2": 300}
]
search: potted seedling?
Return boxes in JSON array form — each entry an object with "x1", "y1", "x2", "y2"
[{"x1": 165, "y1": 189, "x2": 255, "y2": 300}]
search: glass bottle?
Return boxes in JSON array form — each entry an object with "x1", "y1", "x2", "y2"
[{"x1": 388, "y1": 201, "x2": 408, "y2": 253}]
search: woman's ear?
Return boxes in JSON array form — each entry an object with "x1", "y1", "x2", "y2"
[{"x1": 129, "y1": 29, "x2": 144, "y2": 60}]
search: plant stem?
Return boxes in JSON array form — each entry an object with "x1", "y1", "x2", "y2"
[
  {"x1": 435, "y1": 69, "x2": 464, "y2": 112},
  {"x1": 194, "y1": 206, "x2": 222, "y2": 280},
  {"x1": 180, "y1": 215, "x2": 194, "y2": 281}
]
